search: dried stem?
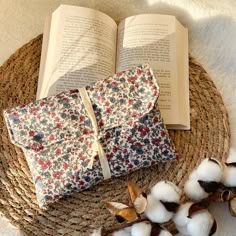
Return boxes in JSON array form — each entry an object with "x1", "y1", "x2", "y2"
[{"x1": 202, "y1": 187, "x2": 236, "y2": 204}]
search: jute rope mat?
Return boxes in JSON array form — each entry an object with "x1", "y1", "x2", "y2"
[{"x1": 0, "y1": 34, "x2": 230, "y2": 235}]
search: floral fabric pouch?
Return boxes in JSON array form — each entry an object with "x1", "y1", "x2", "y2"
[{"x1": 3, "y1": 65, "x2": 178, "y2": 208}]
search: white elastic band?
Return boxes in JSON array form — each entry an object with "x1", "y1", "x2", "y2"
[{"x1": 79, "y1": 87, "x2": 111, "y2": 180}]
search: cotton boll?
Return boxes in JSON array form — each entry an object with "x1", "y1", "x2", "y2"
[
  {"x1": 222, "y1": 163, "x2": 236, "y2": 187},
  {"x1": 113, "y1": 226, "x2": 132, "y2": 236},
  {"x1": 131, "y1": 221, "x2": 151, "y2": 236},
  {"x1": 174, "y1": 202, "x2": 217, "y2": 236},
  {"x1": 187, "y1": 210, "x2": 216, "y2": 236},
  {"x1": 188, "y1": 169, "x2": 199, "y2": 180},
  {"x1": 113, "y1": 231, "x2": 131, "y2": 236},
  {"x1": 173, "y1": 202, "x2": 192, "y2": 235},
  {"x1": 159, "y1": 229, "x2": 173, "y2": 236},
  {"x1": 151, "y1": 181, "x2": 181, "y2": 202},
  {"x1": 226, "y1": 148, "x2": 236, "y2": 163},
  {"x1": 184, "y1": 178, "x2": 209, "y2": 201},
  {"x1": 90, "y1": 228, "x2": 102, "y2": 236},
  {"x1": 196, "y1": 158, "x2": 222, "y2": 182},
  {"x1": 145, "y1": 194, "x2": 173, "y2": 223},
  {"x1": 184, "y1": 158, "x2": 222, "y2": 201}
]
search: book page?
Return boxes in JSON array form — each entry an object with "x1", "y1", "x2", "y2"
[
  {"x1": 175, "y1": 19, "x2": 190, "y2": 129},
  {"x1": 116, "y1": 14, "x2": 186, "y2": 127},
  {"x1": 37, "y1": 16, "x2": 51, "y2": 99},
  {"x1": 37, "y1": 5, "x2": 117, "y2": 99}
]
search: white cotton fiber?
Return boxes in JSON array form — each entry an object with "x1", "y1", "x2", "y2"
[
  {"x1": 174, "y1": 201, "x2": 215, "y2": 236},
  {"x1": 222, "y1": 164, "x2": 236, "y2": 187},
  {"x1": 145, "y1": 194, "x2": 173, "y2": 223},
  {"x1": 113, "y1": 226, "x2": 132, "y2": 236},
  {"x1": 159, "y1": 229, "x2": 173, "y2": 236},
  {"x1": 184, "y1": 178, "x2": 209, "y2": 201},
  {"x1": 187, "y1": 210, "x2": 214, "y2": 236},
  {"x1": 196, "y1": 158, "x2": 222, "y2": 182},
  {"x1": 225, "y1": 148, "x2": 236, "y2": 163},
  {"x1": 90, "y1": 228, "x2": 102, "y2": 236},
  {"x1": 151, "y1": 181, "x2": 181, "y2": 202},
  {"x1": 173, "y1": 202, "x2": 192, "y2": 235},
  {"x1": 131, "y1": 222, "x2": 151, "y2": 236},
  {"x1": 188, "y1": 169, "x2": 199, "y2": 180}
]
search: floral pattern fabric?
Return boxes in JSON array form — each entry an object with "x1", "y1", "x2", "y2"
[{"x1": 4, "y1": 64, "x2": 178, "y2": 208}]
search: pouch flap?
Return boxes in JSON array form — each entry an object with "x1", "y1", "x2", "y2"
[
  {"x1": 3, "y1": 65, "x2": 159, "y2": 151},
  {"x1": 87, "y1": 64, "x2": 159, "y2": 130},
  {"x1": 3, "y1": 90, "x2": 94, "y2": 150}
]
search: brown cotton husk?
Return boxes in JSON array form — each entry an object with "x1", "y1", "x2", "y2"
[
  {"x1": 150, "y1": 222, "x2": 162, "y2": 235},
  {"x1": 202, "y1": 189, "x2": 235, "y2": 203},
  {"x1": 104, "y1": 202, "x2": 129, "y2": 215},
  {"x1": 198, "y1": 180, "x2": 221, "y2": 193},
  {"x1": 188, "y1": 202, "x2": 207, "y2": 218},
  {"x1": 229, "y1": 197, "x2": 236, "y2": 217},
  {"x1": 221, "y1": 189, "x2": 234, "y2": 201},
  {"x1": 133, "y1": 194, "x2": 147, "y2": 214},
  {"x1": 101, "y1": 227, "x2": 112, "y2": 236},
  {"x1": 104, "y1": 201, "x2": 138, "y2": 222},
  {"x1": 209, "y1": 157, "x2": 221, "y2": 166},
  {"x1": 160, "y1": 200, "x2": 179, "y2": 213},
  {"x1": 128, "y1": 181, "x2": 142, "y2": 204},
  {"x1": 210, "y1": 219, "x2": 217, "y2": 236},
  {"x1": 115, "y1": 207, "x2": 138, "y2": 223},
  {"x1": 225, "y1": 162, "x2": 236, "y2": 167},
  {"x1": 128, "y1": 181, "x2": 147, "y2": 214}
]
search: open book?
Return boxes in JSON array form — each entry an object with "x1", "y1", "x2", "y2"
[{"x1": 38, "y1": 4, "x2": 190, "y2": 130}]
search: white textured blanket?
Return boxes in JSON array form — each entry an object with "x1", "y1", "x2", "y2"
[{"x1": 0, "y1": 0, "x2": 236, "y2": 235}]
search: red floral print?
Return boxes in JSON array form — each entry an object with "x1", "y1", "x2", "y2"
[{"x1": 3, "y1": 64, "x2": 178, "y2": 208}]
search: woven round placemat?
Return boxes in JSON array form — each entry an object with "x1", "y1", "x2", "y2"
[{"x1": 0, "y1": 34, "x2": 230, "y2": 236}]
